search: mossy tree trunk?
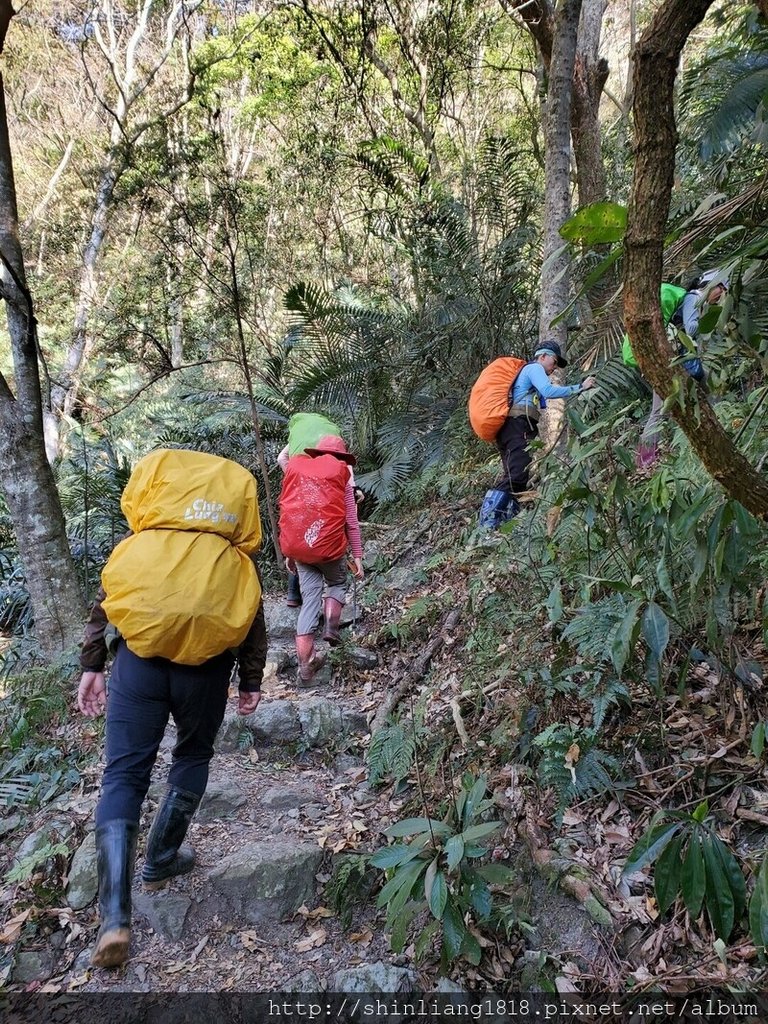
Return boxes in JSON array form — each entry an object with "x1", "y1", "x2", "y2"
[
  {"x1": 0, "y1": 0, "x2": 86, "y2": 658},
  {"x1": 623, "y1": 0, "x2": 768, "y2": 521}
]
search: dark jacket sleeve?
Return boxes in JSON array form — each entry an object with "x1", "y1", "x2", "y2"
[
  {"x1": 79, "y1": 585, "x2": 109, "y2": 672},
  {"x1": 237, "y1": 598, "x2": 267, "y2": 692}
]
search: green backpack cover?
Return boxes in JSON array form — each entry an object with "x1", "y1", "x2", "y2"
[
  {"x1": 622, "y1": 283, "x2": 688, "y2": 368},
  {"x1": 287, "y1": 413, "x2": 341, "y2": 457}
]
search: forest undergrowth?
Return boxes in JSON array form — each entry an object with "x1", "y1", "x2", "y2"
[
  {"x1": 352, "y1": 394, "x2": 768, "y2": 989},
  {"x1": 1, "y1": 391, "x2": 768, "y2": 991}
]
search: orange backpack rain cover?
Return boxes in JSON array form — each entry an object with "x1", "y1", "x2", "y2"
[
  {"x1": 102, "y1": 449, "x2": 262, "y2": 665},
  {"x1": 468, "y1": 356, "x2": 526, "y2": 441},
  {"x1": 278, "y1": 454, "x2": 349, "y2": 564}
]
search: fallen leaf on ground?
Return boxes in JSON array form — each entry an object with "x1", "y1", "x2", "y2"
[
  {"x1": 295, "y1": 927, "x2": 327, "y2": 952},
  {"x1": 0, "y1": 910, "x2": 31, "y2": 944}
]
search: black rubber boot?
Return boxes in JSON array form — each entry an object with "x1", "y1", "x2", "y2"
[
  {"x1": 141, "y1": 786, "x2": 201, "y2": 891},
  {"x1": 92, "y1": 820, "x2": 138, "y2": 968}
]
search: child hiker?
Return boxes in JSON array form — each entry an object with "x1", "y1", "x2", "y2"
[{"x1": 278, "y1": 435, "x2": 364, "y2": 683}]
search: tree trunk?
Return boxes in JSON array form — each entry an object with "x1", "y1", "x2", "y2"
[
  {"x1": 571, "y1": 0, "x2": 608, "y2": 209},
  {"x1": 0, "y1": 4, "x2": 86, "y2": 658},
  {"x1": 538, "y1": 0, "x2": 583, "y2": 451},
  {"x1": 52, "y1": 152, "x2": 123, "y2": 419},
  {"x1": 539, "y1": 0, "x2": 583, "y2": 349},
  {"x1": 623, "y1": 0, "x2": 768, "y2": 521}
]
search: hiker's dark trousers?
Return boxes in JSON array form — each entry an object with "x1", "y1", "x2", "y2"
[
  {"x1": 96, "y1": 642, "x2": 234, "y2": 826},
  {"x1": 494, "y1": 415, "x2": 539, "y2": 496}
]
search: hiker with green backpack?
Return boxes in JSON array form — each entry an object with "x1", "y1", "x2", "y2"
[
  {"x1": 277, "y1": 412, "x2": 364, "y2": 608},
  {"x1": 624, "y1": 272, "x2": 729, "y2": 469},
  {"x1": 278, "y1": 434, "x2": 364, "y2": 683},
  {"x1": 277, "y1": 413, "x2": 343, "y2": 607}
]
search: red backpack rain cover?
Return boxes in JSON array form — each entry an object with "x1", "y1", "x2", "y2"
[{"x1": 279, "y1": 454, "x2": 349, "y2": 564}]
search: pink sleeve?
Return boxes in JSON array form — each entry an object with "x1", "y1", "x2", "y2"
[
  {"x1": 344, "y1": 484, "x2": 363, "y2": 559},
  {"x1": 277, "y1": 445, "x2": 290, "y2": 471}
]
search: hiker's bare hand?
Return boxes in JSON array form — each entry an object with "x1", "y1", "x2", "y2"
[
  {"x1": 352, "y1": 557, "x2": 364, "y2": 580},
  {"x1": 285, "y1": 557, "x2": 297, "y2": 574},
  {"x1": 78, "y1": 671, "x2": 107, "y2": 717},
  {"x1": 581, "y1": 376, "x2": 597, "y2": 391},
  {"x1": 238, "y1": 690, "x2": 261, "y2": 716}
]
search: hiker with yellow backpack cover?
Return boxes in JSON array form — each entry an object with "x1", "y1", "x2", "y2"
[{"x1": 77, "y1": 448, "x2": 267, "y2": 969}]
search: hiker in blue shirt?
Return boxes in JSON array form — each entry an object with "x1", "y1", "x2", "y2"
[{"x1": 479, "y1": 341, "x2": 596, "y2": 529}]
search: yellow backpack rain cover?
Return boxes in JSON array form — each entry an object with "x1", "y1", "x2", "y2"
[{"x1": 102, "y1": 449, "x2": 262, "y2": 665}]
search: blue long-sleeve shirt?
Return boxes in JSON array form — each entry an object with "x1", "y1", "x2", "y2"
[
  {"x1": 677, "y1": 291, "x2": 703, "y2": 338},
  {"x1": 511, "y1": 362, "x2": 580, "y2": 411}
]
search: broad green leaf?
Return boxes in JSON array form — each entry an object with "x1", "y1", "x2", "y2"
[
  {"x1": 698, "y1": 305, "x2": 722, "y2": 334},
  {"x1": 414, "y1": 919, "x2": 440, "y2": 961},
  {"x1": 681, "y1": 835, "x2": 706, "y2": 919},
  {"x1": 749, "y1": 856, "x2": 768, "y2": 951},
  {"x1": 385, "y1": 817, "x2": 451, "y2": 838},
  {"x1": 751, "y1": 721, "x2": 766, "y2": 759},
  {"x1": 692, "y1": 800, "x2": 709, "y2": 823},
  {"x1": 462, "y1": 776, "x2": 488, "y2": 827},
  {"x1": 559, "y1": 201, "x2": 627, "y2": 245},
  {"x1": 476, "y1": 863, "x2": 517, "y2": 884},
  {"x1": 642, "y1": 603, "x2": 670, "y2": 661},
  {"x1": 442, "y1": 899, "x2": 466, "y2": 961},
  {"x1": 713, "y1": 838, "x2": 746, "y2": 922},
  {"x1": 460, "y1": 928, "x2": 482, "y2": 966},
  {"x1": 611, "y1": 598, "x2": 642, "y2": 675},
  {"x1": 389, "y1": 900, "x2": 420, "y2": 954},
  {"x1": 444, "y1": 835, "x2": 465, "y2": 872},
  {"x1": 386, "y1": 865, "x2": 426, "y2": 926},
  {"x1": 656, "y1": 555, "x2": 677, "y2": 609},
  {"x1": 546, "y1": 585, "x2": 563, "y2": 625},
  {"x1": 468, "y1": 875, "x2": 492, "y2": 920},
  {"x1": 461, "y1": 821, "x2": 501, "y2": 842},
  {"x1": 703, "y1": 836, "x2": 734, "y2": 940},
  {"x1": 369, "y1": 844, "x2": 424, "y2": 869},
  {"x1": 654, "y1": 834, "x2": 683, "y2": 915},
  {"x1": 376, "y1": 860, "x2": 425, "y2": 909},
  {"x1": 463, "y1": 844, "x2": 490, "y2": 858},
  {"x1": 623, "y1": 822, "x2": 682, "y2": 875},
  {"x1": 428, "y1": 869, "x2": 448, "y2": 920},
  {"x1": 424, "y1": 856, "x2": 439, "y2": 906}
]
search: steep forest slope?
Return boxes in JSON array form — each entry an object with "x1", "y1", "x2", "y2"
[{"x1": 2, "y1": 420, "x2": 768, "y2": 992}]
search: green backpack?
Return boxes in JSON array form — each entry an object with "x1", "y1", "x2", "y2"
[
  {"x1": 622, "y1": 283, "x2": 687, "y2": 368},
  {"x1": 287, "y1": 413, "x2": 341, "y2": 457}
]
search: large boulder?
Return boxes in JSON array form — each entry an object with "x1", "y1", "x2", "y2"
[
  {"x1": 246, "y1": 700, "x2": 301, "y2": 745},
  {"x1": 298, "y1": 697, "x2": 368, "y2": 748},
  {"x1": 331, "y1": 961, "x2": 417, "y2": 992},
  {"x1": 208, "y1": 840, "x2": 323, "y2": 922},
  {"x1": 263, "y1": 598, "x2": 298, "y2": 639},
  {"x1": 257, "y1": 783, "x2": 318, "y2": 812},
  {"x1": 198, "y1": 779, "x2": 247, "y2": 822},
  {"x1": 65, "y1": 831, "x2": 98, "y2": 910},
  {"x1": 133, "y1": 890, "x2": 192, "y2": 942},
  {"x1": 215, "y1": 710, "x2": 252, "y2": 754}
]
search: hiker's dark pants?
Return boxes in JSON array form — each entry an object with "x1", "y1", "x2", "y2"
[
  {"x1": 494, "y1": 415, "x2": 539, "y2": 496},
  {"x1": 96, "y1": 642, "x2": 233, "y2": 826}
]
